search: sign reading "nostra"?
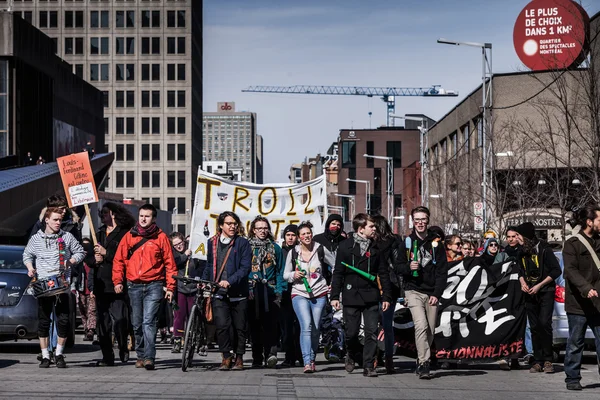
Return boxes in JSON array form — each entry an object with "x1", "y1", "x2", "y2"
[{"x1": 513, "y1": 0, "x2": 590, "y2": 71}]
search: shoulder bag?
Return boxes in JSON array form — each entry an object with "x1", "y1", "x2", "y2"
[{"x1": 205, "y1": 243, "x2": 234, "y2": 322}]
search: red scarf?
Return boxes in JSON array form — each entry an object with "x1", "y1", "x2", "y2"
[{"x1": 131, "y1": 222, "x2": 159, "y2": 238}]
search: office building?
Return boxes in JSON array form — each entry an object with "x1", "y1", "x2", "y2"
[
  {"x1": 203, "y1": 102, "x2": 263, "y2": 183},
  {"x1": 6, "y1": 0, "x2": 203, "y2": 235}
]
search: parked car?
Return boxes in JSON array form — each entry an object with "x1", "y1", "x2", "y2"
[
  {"x1": 552, "y1": 251, "x2": 596, "y2": 354},
  {"x1": 0, "y1": 245, "x2": 76, "y2": 346}
]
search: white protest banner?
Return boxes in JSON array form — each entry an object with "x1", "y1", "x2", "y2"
[{"x1": 189, "y1": 169, "x2": 328, "y2": 260}]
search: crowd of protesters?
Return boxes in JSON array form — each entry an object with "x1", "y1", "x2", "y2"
[{"x1": 22, "y1": 197, "x2": 600, "y2": 390}]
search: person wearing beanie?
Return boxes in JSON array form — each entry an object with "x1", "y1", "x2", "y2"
[{"x1": 515, "y1": 222, "x2": 561, "y2": 374}]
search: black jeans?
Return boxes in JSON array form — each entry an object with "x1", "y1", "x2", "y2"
[
  {"x1": 248, "y1": 285, "x2": 279, "y2": 363},
  {"x1": 96, "y1": 293, "x2": 130, "y2": 361},
  {"x1": 213, "y1": 297, "x2": 248, "y2": 356},
  {"x1": 525, "y1": 289, "x2": 555, "y2": 363},
  {"x1": 279, "y1": 290, "x2": 302, "y2": 362},
  {"x1": 344, "y1": 303, "x2": 379, "y2": 369},
  {"x1": 38, "y1": 293, "x2": 70, "y2": 338}
]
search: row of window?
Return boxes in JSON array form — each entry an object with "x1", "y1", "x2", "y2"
[
  {"x1": 429, "y1": 119, "x2": 483, "y2": 166},
  {"x1": 114, "y1": 143, "x2": 186, "y2": 162},
  {"x1": 341, "y1": 141, "x2": 403, "y2": 168},
  {"x1": 63, "y1": 36, "x2": 186, "y2": 55},
  {"x1": 18, "y1": 10, "x2": 187, "y2": 29},
  {"x1": 105, "y1": 116, "x2": 187, "y2": 135},
  {"x1": 105, "y1": 89, "x2": 186, "y2": 108},
  {"x1": 75, "y1": 63, "x2": 187, "y2": 82},
  {"x1": 113, "y1": 170, "x2": 187, "y2": 189}
]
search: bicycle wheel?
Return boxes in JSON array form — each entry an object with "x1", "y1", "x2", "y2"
[{"x1": 182, "y1": 304, "x2": 199, "y2": 372}]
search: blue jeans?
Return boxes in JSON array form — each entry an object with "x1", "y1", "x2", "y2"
[
  {"x1": 292, "y1": 295, "x2": 327, "y2": 366},
  {"x1": 525, "y1": 318, "x2": 532, "y2": 354},
  {"x1": 564, "y1": 313, "x2": 600, "y2": 384},
  {"x1": 128, "y1": 281, "x2": 164, "y2": 362},
  {"x1": 381, "y1": 300, "x2": 397, "y2": 358}
]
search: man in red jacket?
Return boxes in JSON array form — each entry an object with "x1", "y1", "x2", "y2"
[{"x1": 113, "y1": 204, "x2": 177, "y2": 370}]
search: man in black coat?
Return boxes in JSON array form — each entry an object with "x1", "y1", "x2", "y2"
[
  {"x1": 313, "y1": 213, "x2": 346, "y2": 254},
  {"x1": 563, "y1": 205, "x2": 600, "y2": 390},
  {"x1": 331, "y1": 213, "x2": 392, "y2": 377}
]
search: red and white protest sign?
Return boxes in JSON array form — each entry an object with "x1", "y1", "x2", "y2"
[{"x1": 513, "y1": 0, "x2": 590, "y2": 71}]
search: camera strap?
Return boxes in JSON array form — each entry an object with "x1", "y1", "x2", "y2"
[{"x1": 575, "y1": 233, "x2": 600, "y2": 272}]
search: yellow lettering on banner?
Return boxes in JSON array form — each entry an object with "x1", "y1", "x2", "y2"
[
  {"x1": 289, "y1": 219, "x2": 300, "y2": 226},
  {"x1": 259, "y1": 187, "x2": 277, "y2": 215},
  {"x1": 304, "y1": 186, "x2": 315, "y2": 214},
  {"x1": 271, "y1": 219, "x2": 285, "y2": 239},
  {"x1": 287, "y1": 188, "x2": 297, "y2": 216},
  {"x1": 197, "y1": 178, "x2": 221, "y2": 210},
  {"x1": 209, "y1": 213, "x2": 219, "y2": 232},
  {"x1": 233, "y1": 187, "x2": 250, "y2": 212},
  {"x1": 194, "y1": 243, "x2": 206, "y2": 256},
  {"x1": 245, "y1": 220, "x2": 251, "y2": 234}
]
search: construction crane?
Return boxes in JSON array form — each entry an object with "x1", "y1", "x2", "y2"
[{"x1": 241, "y1": 85, "x2": 459, "y2": 126}]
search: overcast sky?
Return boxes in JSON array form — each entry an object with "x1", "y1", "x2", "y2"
[{"x1": 203, "y1": 0, "x2": 600, "y2": 183}]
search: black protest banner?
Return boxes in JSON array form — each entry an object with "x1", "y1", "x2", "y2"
[{"x1": 434, "y1": 258, "x2": 526, "y2": 361}]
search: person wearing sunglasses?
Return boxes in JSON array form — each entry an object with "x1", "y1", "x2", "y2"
[
  {"x1": 481, "y1": 238, "x2": 500, "y2": 266},
  {"x1": 444, "y1": 235, "x2": 463, "y2": 262}
]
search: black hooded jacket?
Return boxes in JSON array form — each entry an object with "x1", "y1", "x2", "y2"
[{"x1": 313, "y1": 214, "x2": 346, "y2": 253}]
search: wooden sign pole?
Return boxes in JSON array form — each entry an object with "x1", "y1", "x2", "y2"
[{"x1": 84, "y1": 204, "x2": 98, "y2": 245}]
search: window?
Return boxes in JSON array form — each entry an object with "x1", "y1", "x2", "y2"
[
  {"x1": 463, "y1": 126, "x2": 470, "y2": 154},
  {"x1": 104, "y1": 118, "x2": 109, "y2": 135},
  {"x1": 168, "y1": 117, "x2": 186, "y2": 134},
  {"x1": 116, "y1": 64, "x2": 135, "y2": 81},
  {"x1": 141, "y1": 37, "x2": 160, "y2": 54},
  {"x1": 142, "y1": 118, "x2": 150, "y2": 134},
  {"x1": 116, "y1": 11, "x2": 135, "y2": 28},
  {"x1": 374, "y1": 168, "x2": 381, "y2": 194},
  {"x1": 348, "y1": 168, "x2": 356, "y2": 195},
  {"x1": 39, "y1": 11, "x2": 58, "y2": 28},
  {"x1": 152, "y1": 117, "x2": 160, "y2": 134},
  {"x1": 167, "y1": 198, "x2": 176, "y2": 212},
  {"x1": 152, "y1": 198, "x2": 161, "y2": 209},
  {"x1": 167, "y1": 90, "x2": 185, "y2": 107},
  {"x1": 167, "y1": 10, "x2": 186, "y2": 28},
  {"x1": 141, "y1": 10, "x2": 160, "y2": 27},
  {"x1": 116, "y1": 91, "x2": 134, "y2": 108},
  {"x1": 167, "y1": 64, "x2": 185, "y2": 80},
  {"x1": 167, "y1": 171, "x2": 175, "y2": 187},
  {"x1": 65, "y1": 11, "x2": 84, "y2": 28},
  {"x1": 91, "y1": 11, "x2": 109, "y2": 28},
  {"x1": 366, "y1": 141, "x2": 374, "y2": 168},
  {"x1": 450, "y1": 132, "x2": 457, "y2": 157},
  {"x1": 65, "y1": 38, "x2": 83, "y2": 55},
  {"x1": 115, "y1": 37, "x2": 135, "y2": 54},
  {"x1": 177, "y1": 198, "x2": 186, "y2": 214},
  {"x1": 177, "y1": 225, "x2": 186, "y2": 236},
  {"x1": 386, "y1": 141, "x2": 402, "y2": 168},
  {"x1": 102, "y1": 91, "x2": 109, "y2": 108},
  {"x1": 126, "y1": 171, "x2": 134, "y2": 188},
  {"x1": 167, "y1": 37, "x2": 186, "y2": 54},
  {"x1": 477, "y1": 118, "x2": 483, "y2": 147},
  {"x1": 177, "y1": 144, "x2": 185, "y2": 161},
  {"x1": 126, "y1": 117, "x2": 134, "y2": 134},
  {"x1": 116, "y1": 171, "x2": 124, "y2": 188},
  {"x1": 90, "y1": 64, "x2": 109, "y2": 81},
  {"x1": 142, "y1": 171, "x2": 150, "y2": 188},
  {"x1": 341, "y1": 141, "x2": 356, "y2": 167},
  {"x1": 141, "y1": 117, "x2": 160, "y2": 135},
  {"x1": 75, "y1": 64, "x2": 84, "y2": 78},
  {"x1": 152, "y1": 144, "x2": 160, "y2": 160},
  {"x1": 126, "y1": 144, "x2": 134, "y2": 161},
  {"x1": 75, "y1": 38, "x2": 84, "y2": 54},
  {"x1": 116, "y1": 118, "x2": 124, "y2": 135},
  {"x1": 141, "y1": 144, "x2": 149, "y2": 160},
  {"x1": 167, "y1": 144, "x2": 175, "y2": 161},
  {"x1": 141, "y1": 64, "x2": 160, "y2": 81},
  {"x1": 177, "y1": 171, "x2": 186, "y2": 187},
  {"x1": 152, "y1": 171, "x2": 160, "y2": 188},
  {"x1": 115, "y1": 144, "x2": 124, "y2": 161},
  {"x1": 65, "y1": 38, "x2": 73, "y2": 54},
  {"x1": 90, "y1": 37, "x2": 109, "y2": 55}
]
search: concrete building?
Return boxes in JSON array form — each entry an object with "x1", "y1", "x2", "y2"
[
  {"x1": 202, "y1": 160, "x2": 241, "y2": 181},
  {"x1": 425, "y1": 11, "x2": 600, "y2": 243},
  {"x1": 202, "y1": 102, "x2": 263, "y2": 184},
  {"x1": 336, "y1": 125, "x2": 421, "y2": 228},
  {"x1": 6, "y1": 0, "x2": 203, "y2": 236}
]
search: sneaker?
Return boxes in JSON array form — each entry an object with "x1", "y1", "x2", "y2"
[
  {"x1": 523, "y1": 353, "x2": 534, "y2": 365},
  {"x1": 498, "y1": 359, "x2": 510, "y2": 371},
  {"x1": 543, "y1": 361, "x2": 554, "y2": 373},
  {"x1": 303, "y1": 364, "x2": 313, "y2": 374},
  {"x1": 566, "y1": 382, "x2": 583, "y2": 391},
  {"x1": 119, "y1": 349, "x2": 130, "y2": 363},
  {"x1": 55, "y1": 355, "x2": 67, "y2": 369},
  {"x1": 135, "y1": 359, "x2": 144, "y2": 368},
  {"x1": 345, "y1": 357, "x2": 355, "y2": 373},
  {"x1": 39, "y1": 358, "x2": 51, "y2": 368},
  {"x1": 37, "y1": 351, "x2": 54, "y2": 363},
  {"x1": 418, "y1": 362, "x2": 432, "y2": 379},
  {"x1": 232, "y1": 355, "x2": 244, "y2": 371},
  {"x1": 363, "y1": 367, "x2": 378, "y2": 377},
  {"x1": 144, "y1": 359, "x2": 155, "y2": 370},
  {"x1": 219, "y1": 355, "x2": 233, "y2": 371},
  {"x1": 171, "y1": 338, "x2": 182, "y2": 354},
  {"x1": 529, "y1": 363, "x2": 543, "y2": 373},
  {"x1": 266, "y1": 355, "x2": 278, "y2": 368},
  {"x1": 415, "y1": 362, "x2": 422, "y2": 375},
  {"x1": 96, "y1": 358, "x2": 115, "y2": 367}
]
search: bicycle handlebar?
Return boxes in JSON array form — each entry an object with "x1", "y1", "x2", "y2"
[{"x1": 172, "y1": 275, "x2": 218, "y2": 288}]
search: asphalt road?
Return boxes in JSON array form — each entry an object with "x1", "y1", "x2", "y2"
[{"x1": 0, "y1": 337, "x2": 599, "y2": 400}]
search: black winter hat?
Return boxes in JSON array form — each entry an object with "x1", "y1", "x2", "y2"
[
  {"x1": 516, "y1": 222, "x2": 536, "y2": 240},
  {"x1": 283, "y1": 224, "x2": 298, "y2": 236}
]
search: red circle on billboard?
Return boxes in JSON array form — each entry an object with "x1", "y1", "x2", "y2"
[{"x1": 513, "y1": 0, "x2": 590, "y2": 71}]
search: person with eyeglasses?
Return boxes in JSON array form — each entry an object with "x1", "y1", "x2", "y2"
[
  {"x1": 480, "y1": 237, "x2": 500, "y2": 266},
  {"x1": 395, "y1": 206, "x2": 447, "y2": 379},
  {"x1": 247, "y1": 216, "x2": 286, "y2": 368},
  {"x1": 201, "y1": 211, "x2": 252, "y2": 371},
  {"x1": 170, "y1": 232, "x2": 206, "y2": 353},
  {"x1": 444, "y1": 235, "x2": 464, "y2": 262}
]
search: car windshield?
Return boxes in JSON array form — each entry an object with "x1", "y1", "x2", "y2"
[{"x1": 0, "y1": 247, "x2": 27, "y2": 270}]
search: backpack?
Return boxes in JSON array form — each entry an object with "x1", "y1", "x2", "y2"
[{"x1": 291, "y1": 245, "x2": 331, "y2": 284}]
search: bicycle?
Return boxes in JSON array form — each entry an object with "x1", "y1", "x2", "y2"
[{"x1": 172, "y1": 275, "x2": 218, "y2": 372}]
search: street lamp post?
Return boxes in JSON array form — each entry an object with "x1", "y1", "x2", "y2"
[
  {"x1": 438, "y1": 38, "x2": 492, "y2": 229},
  {"x1": 329, "y1": 205, "x2": 345, "y2": 222},
  {"x1": 363, "y1": 154, "x2": 394, "y2": 223},
  {"x1": 346, "y1": 178, "x2": 370, "y2": 214},
  {"x1": 334, "y1": 193, "x2": 356, "y2": 220},
  {"x1": 172, "y1": 207, "x2": 178, "y2": 234}
]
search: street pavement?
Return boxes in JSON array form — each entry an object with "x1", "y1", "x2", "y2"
[{"x1": 1, "y1": 337, "x2": 599, "y2": 400}]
